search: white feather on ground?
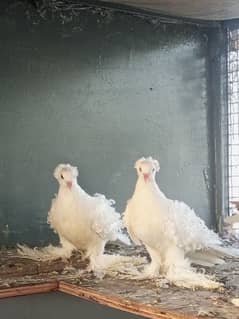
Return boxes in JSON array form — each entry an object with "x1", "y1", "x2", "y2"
[
  {"x1": 123, "y1": 156, "x2": 239, "y2": 289},
  {"x1": 18, "y1": 163, "x2": 140, "y2": 275}
]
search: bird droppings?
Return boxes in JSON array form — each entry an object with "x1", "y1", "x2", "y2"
[
  {"x1": 231, "y1": 298, "x2": 239, "y2": 307},
  {"x1": 1, "y1": 243, "x2": 239, "y2": 318},
  {"x1": 197, "y1": 309, "x2": 218, "y2": 317}
]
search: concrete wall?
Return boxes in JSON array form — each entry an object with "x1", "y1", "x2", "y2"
[{"x1": 0, "y1": 2, "x2": 215, "y2": 246}]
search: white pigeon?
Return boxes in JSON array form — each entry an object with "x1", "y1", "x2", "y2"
[
  {"x1": 123, "y1": 156, "x2": 239, "y2": 289},
  {"x1": 18, "y1": 163, "x2": 145, "y2": 277},
  {"x1": 46, "y1": 163, "x2": 130, "y2": 272}
]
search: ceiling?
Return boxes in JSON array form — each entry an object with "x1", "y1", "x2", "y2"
[{"x1": 102, "y1": 0, "x2": 239, "y2": 21}]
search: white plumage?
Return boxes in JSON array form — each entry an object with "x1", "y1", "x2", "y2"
[
  {"x1": 123, "y1": 156, "x2": 239, "y2": 289},
  {"x1": 18, "y1": 163, "x2": 147, "y2": 278},
  {"x1": 46, "y1": 163, "x2": 130, "y2": 272}
]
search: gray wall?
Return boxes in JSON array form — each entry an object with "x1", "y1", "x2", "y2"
[
  {"x1": 0, "y1": 292, "x2": 146, "y2": 318},
  {"x1": 0, "y1": 2, "x2": 214, "y2": 246}
]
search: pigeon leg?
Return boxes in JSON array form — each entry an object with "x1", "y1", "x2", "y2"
[
  {"x1": 163, "y1": 245, "x2": 190, "y2": 274},
  {"x1": 143, "y1": 245, "x2": 161, "y2": 278},
  {"x1": 86, "y1": 241, "x2": 106, "y2": 272},
  {"x1": 58, "y1": 236, "x2": 75, "y2": 259}
]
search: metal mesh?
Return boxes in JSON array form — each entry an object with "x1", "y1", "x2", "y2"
[{"x1": 227, "y1": 28, "x2": 239, "y2": 214}]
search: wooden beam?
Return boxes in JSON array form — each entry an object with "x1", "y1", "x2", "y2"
[
  {"x1": 58, "y1": 281, "x2": 196, "y2": 319},
  {"x1": 101, "y1": 0, "x2": 239, "y2": 20},
  {"x1": 0, "y1": 282, "x2": 58, "y2": 299}
]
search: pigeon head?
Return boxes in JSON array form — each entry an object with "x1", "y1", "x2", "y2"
[
  {"x1": 54, "y1": 163, "x2": 78, "y2": 189},
  {"x1": 134, "y1": 157, "x2": 160, "y2": 182}
]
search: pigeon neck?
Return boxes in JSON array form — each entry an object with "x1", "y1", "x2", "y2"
[
  {"x1": 136, "y1": 176, "x2": 157, "y2": 190},
  {"x1": 135, "y1": 176, "x2": 165, "y2": 199},
  {"x1": 58, "y1": 183, "x2": 78, "y2": 195}
]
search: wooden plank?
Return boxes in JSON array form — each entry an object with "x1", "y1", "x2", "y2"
[
  {"x1": 58, "y1": 281, "x2": 197, "y2": 319},
  {"x1": 0, "y1": 282, "x2": 58, "y2": 299},
  {"x1": 102, "y1": 0, "x2": 239, "y2": 20},
  {"x1": 1, "y1": 248, "x2": 239, "y2": 318}
]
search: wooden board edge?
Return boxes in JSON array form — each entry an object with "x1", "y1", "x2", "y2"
[
  {"x1": 0, "y1": 282, "x2": 58, "y2": 299},
  {"x1": 0, "y1": 280, "x2": 199, "y2": 319},
  {"x1": 59, "y1": 281, "x2": 197, "y2": 319}
]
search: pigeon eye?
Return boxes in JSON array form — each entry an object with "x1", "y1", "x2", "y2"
[
  {"x1": 61, "y1": 174, "x2": 64, "y2": 179},
  {"x1": 152, "y1": 168, "x2": 155, "y2": 172}
]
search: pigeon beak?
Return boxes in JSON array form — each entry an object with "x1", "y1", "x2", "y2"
[
  {"x1": 66, "y1": 181, "x2": 72, "y2": 189},
  {"x1": 143, "y1": 174, "x2": 149, "y2": 182}
]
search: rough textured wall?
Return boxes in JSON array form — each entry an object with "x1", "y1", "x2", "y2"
[
  {"x1": 0, "y1": 2, "x2": 214, "y2": 246},
  {"x1": 0, "y1": 292, "x2": 146, "y2": 318}
]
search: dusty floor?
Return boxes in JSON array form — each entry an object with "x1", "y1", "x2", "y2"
[{"x1": 1, "y1": 243, "x2": 239, "y2": 319}]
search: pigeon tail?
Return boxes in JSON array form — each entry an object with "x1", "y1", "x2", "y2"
[
  {"x1": 166, "y1": 265, "x2": 221, "y2": 289},
  {"x1": 17, "y1": 243, "x2": 75, "y2": 261},
  {"x1": 90, "y1": 254, "x2": 147, "y2": 279}
]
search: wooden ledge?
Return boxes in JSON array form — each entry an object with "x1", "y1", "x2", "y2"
[
  {"x1": 1, "y1": 248, "x2": 239, "y2": 319},
  {"x1": 58, "y1": 281, "x2": 194, "y2": 319},
  {"x1": 0, "y1": 282, "x2": 58, "y2": 299},
  {"x1": 0, "y1": 281, "x2": 196, "y2": 319},
  {"x1": 1, "y1": 278, "x2": 239, "y2": 319}
]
